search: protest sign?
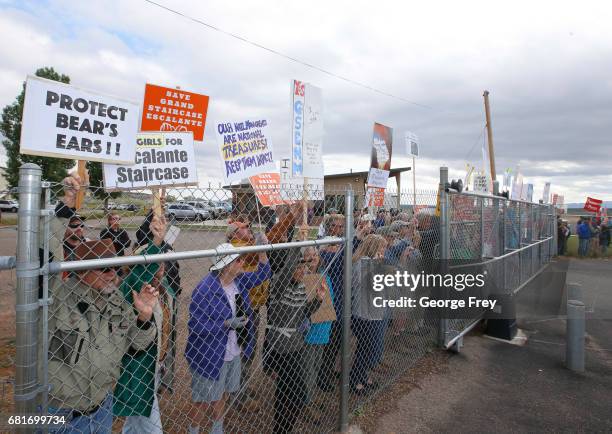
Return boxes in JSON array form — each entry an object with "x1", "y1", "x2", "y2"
[
  {"x1": 367, "y1": 122, "x2": 393, "y2": 188},
  {"x1": 249, "y1": 173, "x2": 285, "y2": 206},
  {"x1": 511, "y1": 169, "x2": 523, "y2": 200},
  {"x1": 141, "y1": 83, "x2": 209, "y2": 141},
  {"x1": 542, "y1": 182, "x2": 551, "y2": 203},
  {"x1": 473, "y1": 174, "x2": 489, "y2": 192},
  {"x1": 406, "y1": 131, "x2": 419, "y2": 157},
  {"x1": 19, "y1": 75, "x2": 139, "y2": 164},
  {"x1": 584, "y1": 197, "x2": 602, "y2": 213},
  {"x1": 215, "y1": 118, "x2": 276, "y2": 183},
  {"x1": 365, "y1": 187, "x2": 385, "y2": 207},
  {"x1": 103, "y1": 132, "x2": 197, "y2": 190},
  {"x1": 503, "y1": 168, "x2": 512, "y2": 189},
  {"x1": 527, "y1": 183, "x2": 534, "y2": 202},
  {"x1": 302, "y1": 82, "x2": 324, "y2": 178}
]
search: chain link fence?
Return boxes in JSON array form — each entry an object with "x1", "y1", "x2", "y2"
[{"x1": 8, "y1": 164, "x2": 556, "y2": 433}]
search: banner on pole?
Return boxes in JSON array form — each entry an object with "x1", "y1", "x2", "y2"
[
  {"x1": 511, "y1": 167, "x2": 523, "y2": 200},
  {"x1": 405, "y1": 131, "x2": 419, "y2": 157},
  {"x1": 215, "y1": 118, "x2": 276, "y2": 183},
  {"x1": 291, "y1": 80, "x2": 305, "y2": 177},
  {"x1": 249, "y1": 173, "x2": 286, "y2": 206},
  {"x1": 367, "y1": 122, "x2": 393, "y2": 188},
  {"x1": 526, "y1": 183, "x2": 534, "y2": 202},
  {"x1": 19, "y1": 75, "x2": 139, "y2": 164},
  {"x1": 103, "y1": 132, "x2": 197, "y2": 190},
  {"x1": 542, "y1": 182, "x2": 551, "y2": 204},
  {"x1": 584, "y1": 196, "x2": 603, "y2": 213},
  {"x1": 141, "y1": 83, "x2": 210, "y2": 141}
]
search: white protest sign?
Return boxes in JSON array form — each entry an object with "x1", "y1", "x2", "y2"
[
  {"x1": 20, "y1": 75, "x2": 139, "y2": 164},
  {"x1": 302, "y1": 83, "x2": 324, "y2": 178},
  {"x1": 215, "y1": 118, "x2": 276, "y2": 183},
  {"x1": 473, "y1": 174, "x2": 489, "y2": 192},
  {"x1": 367, "y1": 168, "x2": 390, "y2": 189},
  {"x1": 103, "y1": 132, "x2": 198, "y2": 190}
]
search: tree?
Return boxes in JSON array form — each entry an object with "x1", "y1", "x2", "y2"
[
  {"x1": 86, "y1": 161, "x2": 121, "y2": 211},
  {"x1": 1, "y1": 67, "x2": 74, "y2": 189}
]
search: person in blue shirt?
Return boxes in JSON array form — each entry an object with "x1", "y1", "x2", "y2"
[
  {"x1": 577, "y1": 218, "x2": 591, "y2": 257},
  {"x1": 185, "y1": 243, "x2": 271, "y2": 434}
]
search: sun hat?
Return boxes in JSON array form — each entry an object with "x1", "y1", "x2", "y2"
[{"x1": 210, "y1": 243, "x2": 241, "y2": 271}]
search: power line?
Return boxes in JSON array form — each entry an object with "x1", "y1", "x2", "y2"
[
  {"x1": 464, "y1": 125, "x2": 486, "y2": 162},
  {"x1": 142, "y1": 0, "x2": 434, "y2": 110}
]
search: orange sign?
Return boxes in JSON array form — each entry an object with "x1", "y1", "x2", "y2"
[
  {"x1": 141, "y1": 84, "x2": 210, "y2": 141},
  {"x1": 365, "y1": 187, "x2": 385, "y2": 207},
  {"x1": 249, "y1": 173, "x2": 286, "y2": 206}
]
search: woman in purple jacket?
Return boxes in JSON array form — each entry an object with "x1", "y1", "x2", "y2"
[{"x1": 186, "y1": 242, "x2": 271, "y2": 434}]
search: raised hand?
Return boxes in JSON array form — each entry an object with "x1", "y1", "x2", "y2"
[
  {"x1": 133, "y1": 284, "x2": 159, "y2": 322},
  {"x1": 61, "y1": 175, "x2": 81, "y2": 208},
  {"x1": 150, "y1": 215, "x2": 168, "y2": 247}
]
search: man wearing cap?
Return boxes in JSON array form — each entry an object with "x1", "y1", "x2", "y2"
[
  {"x1": 186, "y1": 242, "x2": 271, "y2": 434},
  {"x1": 45, "y1": 175, "x2": 162, "y2": 433}
]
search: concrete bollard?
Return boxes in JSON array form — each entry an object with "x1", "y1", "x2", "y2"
[
  {"x1": 566, "y1": 300, "x2": 585, "y2": 372},
  {"x1": 567, "y1": 282, "x2": 582, "y2": 303}
]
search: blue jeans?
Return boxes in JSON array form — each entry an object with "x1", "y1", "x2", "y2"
[
  {"x1": 579, "y1": 238, "x2": 589, "y2": 257},
  {"x1": 47, "y1": 393, "x2": 113, "y2": 434},
  {"x1": 350, "y1": 317, "x2": 384, "y2": 388}
]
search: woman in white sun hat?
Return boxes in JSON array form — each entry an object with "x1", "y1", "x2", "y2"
[{"x1": 185, "y1": 239, "x2": 271, "y2": 434}]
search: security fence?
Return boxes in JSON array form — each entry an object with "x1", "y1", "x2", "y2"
[{"x1": 9, "y1": 163, "x2": 556, "y2": 433}]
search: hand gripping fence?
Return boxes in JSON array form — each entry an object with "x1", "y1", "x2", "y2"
[{"x1": 10, "y1": 163, "x2": 556, "y2": 433}]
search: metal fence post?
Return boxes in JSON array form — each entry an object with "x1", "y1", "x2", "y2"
[
  {"x1": 15, "y1": 163, "x2": 42, "y2": 418},
  {"x1": 339, "y1": 187, "x2": 354, "y2": 432},
  {"x1": 438, "y1": 167, "x2": 449, "y2": 347}
]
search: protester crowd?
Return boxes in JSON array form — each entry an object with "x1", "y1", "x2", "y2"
[
  {"x1": 560, "y1": 215, "x2": 611, "y2": 258},
  {"x1": 45, "y1": 175, "x2": 441, "y2": 434}
]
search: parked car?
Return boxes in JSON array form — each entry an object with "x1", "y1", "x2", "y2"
[
  {"x1": 184, "y1": 201, "x2": 213, "y2": 219},
  {"x1": 165, "y1": 203, "x2": 208, "y2": 221},
  {"x1": 209, "y1": 201, "x2": 231, "y2": 218},
  {"x1": 0, "y1": 199, "x2": 19, "y2": 213}
]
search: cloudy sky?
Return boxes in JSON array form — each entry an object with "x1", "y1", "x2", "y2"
[{"x1": 1, "y1": 0, "x2": 610, "y2": 202}]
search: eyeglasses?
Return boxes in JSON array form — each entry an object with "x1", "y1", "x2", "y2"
[{"x1": 68, "y1": 224, "x2": 84, "y2": 229}]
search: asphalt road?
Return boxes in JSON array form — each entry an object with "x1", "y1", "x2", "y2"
[{"x1": 373, "y1": 257, "x2": 612, "y2": 433}]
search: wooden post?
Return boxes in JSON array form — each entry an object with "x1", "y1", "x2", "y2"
[
  {"x1": 75, "y1": 160, "x2": 87, "y2": 209},
  {"x1": 483, "y1": 90, "x2": 497, "y2": 181}
]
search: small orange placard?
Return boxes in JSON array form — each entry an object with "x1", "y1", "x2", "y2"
[
  {"x1": 141, "y1": 83, "x2": 210, "y2": 141},
  {"x1": 249, "y1": 173, "x2": 286, "y2": 206}
]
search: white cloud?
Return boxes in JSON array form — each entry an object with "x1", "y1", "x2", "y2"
[{"x1": 0, "y1": 0, "x2": 611, "y2": 202}]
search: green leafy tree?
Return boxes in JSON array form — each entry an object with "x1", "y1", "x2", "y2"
[
  {"x1": 1, "y1": 67, "x2": 74, "y2": 189},
  {"x1": 86, "y1": 161, "x2": 121, "y2": 211}
]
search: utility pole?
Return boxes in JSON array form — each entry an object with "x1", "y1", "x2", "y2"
[{"x1": 483, "y1": 90, "x2": 497, "y2": 181}]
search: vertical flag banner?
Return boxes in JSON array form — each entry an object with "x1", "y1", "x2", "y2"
[
  {"x1": 367, "y1": 122, "x2": 393, "y2": 188},
  {"x1": 583, "y1": 197, "x2": 603, "y2": 213},
  {"x1": 215, "y1": 118, "x2": 276, "y2": 183},
  {"x1": 302, "y1": 83, "x2": 324, "y2": 178},
  {"x1": 291, "y1": 80, "x2": 305, "y2": 177},
  {"x1": 141, "y1": 83, "x2": 210, "y2": 141},
  {"x1": 542, "y1": 182, "x2": 551, "y2": 203}
]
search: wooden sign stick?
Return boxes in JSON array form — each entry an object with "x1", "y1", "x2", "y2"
[
  {"x1": 152, "y1": 187, "x2": 162, "y2": 218},
  {"x1": 75, "y1": 160, "x2": 87, "y2": 210}
]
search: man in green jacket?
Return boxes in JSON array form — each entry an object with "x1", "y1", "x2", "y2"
[{"x1": 45, "y1": 175, "x2": 165, "y2": 434}]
